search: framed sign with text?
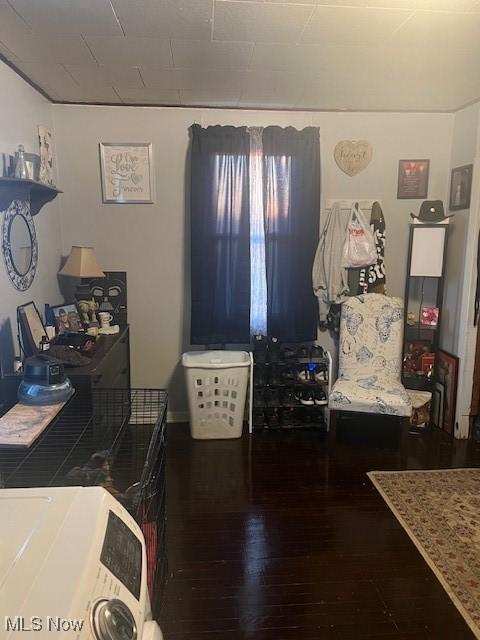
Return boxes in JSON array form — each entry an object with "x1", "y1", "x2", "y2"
[
  {"x1": 397, "y1": 159, "x2": 429, "y2": 199},
  {"x1": 100, "y1": 142, "x2": 154, "y2": 204}
]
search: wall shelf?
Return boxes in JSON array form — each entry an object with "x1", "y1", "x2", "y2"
[{"x1": 0, "y1": 177, "x2": 62, "y2": 215}]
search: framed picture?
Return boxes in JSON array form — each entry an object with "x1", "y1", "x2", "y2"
[
  {"x1": 420, "y1": 306, "x2": 439, "y2": 327},
  {"x1": 99, "y1": 142, "x2": 154, "y2": 204},
  {"x1": 397, "y1": 159, "x2": 430, "y2": 199},
  {"x1": 436, "y1": 349, "x2": 459, "y2": 435},
  {"x1": 38, "y1": 126, "x2": 54, "y2": 185},
  {"x1": 17, "y1": 301, "x2": 48, "y2": 357},
  {"x1": 433, "y1": 382, "x2": 444, "y2": 430},
  {"x1": 51, "y1": 303, "x2": 83, "y2": 334},
  {"x1": 449, "y1": 164, "x2": 473, "y2": 211},
  {"x1": 89, "y1": 271, "x2": 128, "y2": 326}
]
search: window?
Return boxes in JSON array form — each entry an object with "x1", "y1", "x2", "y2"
[{"x1": 190, "y1": 124, "x2": 320, "y2": 345}]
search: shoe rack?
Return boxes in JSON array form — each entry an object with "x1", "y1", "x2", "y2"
[{"x1": 251, "y1": 338, "x2": 332, "y2": 431}]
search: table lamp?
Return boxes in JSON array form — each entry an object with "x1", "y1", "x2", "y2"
[{"x1": 59, "y1": 245, "x2": 105, "y2": 300}]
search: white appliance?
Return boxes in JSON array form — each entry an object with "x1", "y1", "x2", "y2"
[{"x1": 0, "y1": 486, "x2": 163, "y2": 640}]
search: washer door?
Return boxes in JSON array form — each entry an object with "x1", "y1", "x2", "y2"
[{"x1": 93, "y1": 599, "x2": 137, "y2": 640}]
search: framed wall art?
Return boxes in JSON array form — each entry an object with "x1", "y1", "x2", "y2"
[
  {"x1": 449, "y1": 164, "x2": 472, "y2": 211},
  {"x1": 397, "y1": 159, "x2": 430, "y2": 199},
  {"x1": 99, "y1": 142, "x2": 154, "y2": 204},
  {"x1": 17, "y1": 301, "x2": 48, "y2": 357},
  {"x1": 38, "y1": 125, "x2": 54, "y2": 185},
  {"x1": 89, "y1": 271, "x2": 128, "y2": 326},
  {"x1": 436, "y1": 349, "x2": 459, "y2": 435}
]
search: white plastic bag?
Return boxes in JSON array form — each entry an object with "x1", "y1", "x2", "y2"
[{"x1": 342, "y1": 204, "x2": 377, "y2": 268}]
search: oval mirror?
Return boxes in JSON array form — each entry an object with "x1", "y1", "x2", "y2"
[
  {"x1": 10, "y1": 213, "x2": 32, "y2": 276},
  {"x1": 2, "y1": 199, "x2": 38, "y2": 291}
]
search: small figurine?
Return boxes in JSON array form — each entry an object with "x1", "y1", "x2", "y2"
[{"x1": 78, "y1": 298, "x2": 99, "y2": 327}]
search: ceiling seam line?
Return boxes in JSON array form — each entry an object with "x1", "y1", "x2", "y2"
[
  {"x1": 81, "y1": 35, "x2": 99, "y2": 64},
  {"x1": 108, "y1": 0, "x2": 126, "y2": 36}
]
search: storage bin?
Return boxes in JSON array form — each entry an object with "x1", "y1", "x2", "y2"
[{"x1": 182, "y1": 351, "x2": 250, "y2": 439}]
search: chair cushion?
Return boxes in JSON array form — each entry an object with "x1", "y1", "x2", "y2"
[
  {"x1": 339, "y1": 294, "x2": 404, "y2": 383},
  {"x1": 329, "y1": 376, "x2": 412, "y2": 417}
]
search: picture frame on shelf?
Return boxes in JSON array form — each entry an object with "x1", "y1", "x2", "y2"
[
  {"x1": 17, "y1": 301, "x2": 48, "y2": 358},
  {"x1": 436, "y1": 349, "x2": 459, "y2": 435},
  {"x1": 420, "y1": 306, "x2": 439, "y2": 327},
  {"x1": 51, "y1": 303, "x2": 83, "y2": 334},
  {"x1": 99, "y1": 142, "x2": 154, "y2": 204},
  {"x1": 449, "y1": 164, "x2": 472, "y2": 211},
  {"x1": 433, "y1": 382, "x2": 444, "y2": 430},
  {"x1": 397, "y1": 159, "x2": 430, "y2": 199}
]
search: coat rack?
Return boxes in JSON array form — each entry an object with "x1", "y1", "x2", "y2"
[{"x1": 325, "y1": 199, "x2": 382, "y2": 210}]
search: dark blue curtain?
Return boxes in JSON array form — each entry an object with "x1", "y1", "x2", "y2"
[
  {"x1": 190, "y1": 125, "x2": 251, "y2": 344},
  {"x1": 263, "y1": 126, "x2": 320, "y2": 342}
]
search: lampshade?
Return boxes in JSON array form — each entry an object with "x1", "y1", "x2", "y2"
[{"x1": 59, "y1": 246, "x2": 105, "y2": 278}]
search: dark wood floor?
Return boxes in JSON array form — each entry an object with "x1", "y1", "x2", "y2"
[{"x1": 160, "y1": 418, "x2": 480, "y2": 640}]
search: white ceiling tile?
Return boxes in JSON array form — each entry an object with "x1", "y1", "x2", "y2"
[
  {"x1": 115, "y1": 86, "x2": 180, "y2": 104},
  {"x1": 175, "y1": 67, "x2": 244, "y2": 93},
  {"x1": 213, "y1": 1, "x2": 314, "y2": 42},
  {"x1": 249, "y1": 42, "x2": 328, "y2": 73},
  {"x1": 316, "y1": 0, "x2": 479, "y2": 7},
  {"x1": 14, "y1": 62, "x2": 80, "y2": 95},
  {"x1": 264, "y1": 0, "x2": 316, "y2": 4},
  {"x1": 85, "y1": 36, "x2": 173, "y2": 66},
  {"x1": 136, "y1": 66, "x2": 177, "y2": 89},
  {"x1": 248, "y1": 43, "x2": 298, "y2": 72},
  {"x1": 112, "y1": 0, "x2": 213, "y2": 39},
  {"x1": 2, "y1": 0, "x2": 480, "y2": 109},
  {"x1": 65, "y1": 64, "x2": 144, "y2": 90},
  {"x1": 51, "y1": 86, "x2": 121, "y2": 103},
  {"x1": 392, "y1": 10, "x2": 480, "y2": 48},
  {"x1": 301, "y1": 6, "x2": 413, "y2": 44},
  {"x1": 179, "y1": 88, "x2": 240, "y2": 107},
  {"x1": 8, "y1": 0, "x2": 123, "y2": 35},
  {"x1": 0, "y1": 0, "x2": 31, "y2": 35},
  {"x1": 0, "y1": 31, "x2": 96, "y2": 64},
  {"x1": 171, "y1": 40, "x2": 253, "y2": 70},
  {"x1": 240, "y1": 70, "x2": 308, "y2": 107}
]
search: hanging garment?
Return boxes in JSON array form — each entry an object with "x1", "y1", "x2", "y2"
[
  {"x1": 312, "y1": 202, "x2": 350, "y2": 326},
  {"x1": 358, "y1": 201, "x2": 386, "y2": 295}
]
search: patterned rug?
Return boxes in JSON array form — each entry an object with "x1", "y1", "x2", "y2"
[{"x1": 368, "y1": 469, "x2": 480, "y2": 638}]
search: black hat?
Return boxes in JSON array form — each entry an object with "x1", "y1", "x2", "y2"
[{"x1": 410, "y1": 200, "x2": 453, "y2": 223}]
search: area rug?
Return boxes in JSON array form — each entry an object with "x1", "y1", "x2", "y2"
[{"x1": 368, "y1": 468, "x2": 480, "y2": 638}]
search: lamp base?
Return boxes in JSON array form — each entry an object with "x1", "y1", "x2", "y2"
[{"x1": 74, "y1": 279, "x2": 93, "y2": 302}]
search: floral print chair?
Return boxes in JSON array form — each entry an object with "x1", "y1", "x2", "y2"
[{"x1": 329, "y1": 293, "x2": 412, "y2": 440}]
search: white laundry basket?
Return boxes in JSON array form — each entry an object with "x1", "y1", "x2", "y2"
[{"x1": 182, "y1": 351, "x2": 250, "y2": 439}]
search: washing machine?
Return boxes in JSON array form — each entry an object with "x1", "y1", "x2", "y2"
[{"x1": 0, "y1": 486, "x2": 163, "y2": 639}]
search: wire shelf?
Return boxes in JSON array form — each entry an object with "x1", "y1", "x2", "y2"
[{"x1": 0, "y1": 388, "x2": 168, "y2": 614}]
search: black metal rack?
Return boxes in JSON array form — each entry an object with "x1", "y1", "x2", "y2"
[
  {"x1": 0, "y1": 388, "x2": 168, "y2": 615},
  {"x1": 402, "y1": 223, "x2": 449, "y2": 394},
  {"x1": 252, "y1": 345, "x2": 331, "y2": 430}
]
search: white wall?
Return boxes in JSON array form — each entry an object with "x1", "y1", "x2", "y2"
[
  {"x1": 447, "y1": 103, "x2": 480, "y2": 437},
  {"x1": 0, "y1": 61, "x2": 63, "y2": 373},
  {"x1": 441, "y1": 103, "x2": 480, "y2": 355},
  {"x1": 53, "y1": 104, "x2": 453, "y2": 417}
]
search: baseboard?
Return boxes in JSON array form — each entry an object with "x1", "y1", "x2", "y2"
[{"x1": 167, "y1": 410, "x2": 189, "y2": 423}]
